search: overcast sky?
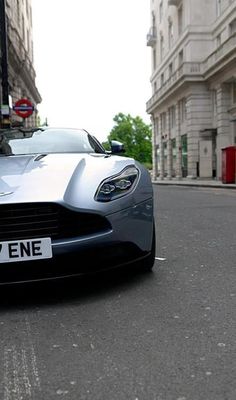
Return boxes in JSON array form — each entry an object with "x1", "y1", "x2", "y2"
[{"x1": 31, "y1": 0, "x2": 152, "y2": 143}]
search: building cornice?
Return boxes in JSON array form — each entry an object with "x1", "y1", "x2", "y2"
[
  {"x1": 147, "y1": 62, "x2": 203, "y2": 113},
  {"x1": 146, "y1": 31, "x2": 236, "y2": 113},
  {"x1": 203, "y1": 32, "x2": 236, "y2": 80},
  {"x1": 150, "y1": 27, "x2": 212, "y2": 82},
  {"x1": 211, "y1": 2, "x2": 236, "y2": 35}
]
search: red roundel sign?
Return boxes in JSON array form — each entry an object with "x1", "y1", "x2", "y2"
[{"x1": 13, "y1": 98, "x2": 34, "y2": 118}]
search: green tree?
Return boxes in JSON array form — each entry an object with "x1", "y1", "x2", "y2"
[{"x1": 104, "y1": 113, "x2": 152, "y2": 167}]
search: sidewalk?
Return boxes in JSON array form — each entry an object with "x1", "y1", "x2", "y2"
[{"x1": 152, "y1": 177, "x2": 236, "y2": 189}]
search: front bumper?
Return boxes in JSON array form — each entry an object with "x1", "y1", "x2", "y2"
[{"x1": 0, "y1": 200, "x2": 154, "y2": 284}]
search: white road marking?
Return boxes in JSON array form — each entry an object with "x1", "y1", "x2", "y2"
[
  {"x1": 155, "y1": 257, "x2": 166, "y2": 261},
  {"x1": 25, "y1": 316, "x2": 41, "y2": 390},
  {"x1": 3, "y1": 346, "x2": 32, "y2": 400},
  {"x1": 2, "y1": 315, "x2": 42, "y2": 400},
  {"x1": 3, "y1": 348, "x2": 11, "y2": 400},
  {"x1": 21, "y1": 349, "x2": 32, "y2": 397}
]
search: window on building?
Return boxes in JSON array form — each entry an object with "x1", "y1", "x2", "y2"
[
  {"x1": 156, "y1": 145, "x2": 160, "y2": 174},
  {"x1": 27, "y1": 29, "x2": 30, "y2": 52},
  {"x1": 169, "y1": 63, "x2": 173, "y2": 78},
  {"x1": 169, "y1": 106, "x2": 176, "y2": 128},
  {"x1": 17, "y1": 0, "x2": 20, "y2": 23},
  {"x1": 30, "y1": 6, "x2": 32, "y2": 26},
  {"x1": 31, "y1": 40, "x2": 34, "y2": 61},
  {"x1": 179, "y1": 98, "x2": 187, "y2": 122},
  {"x1": 26, "y1": 0, "x2": 29, "y2": 17},
  {"x1": 153, "y1": 49, "x2": 157, "y2": 70},
  {"x1": 181, "y1": 135, "x2": 188, "y2": 177},
  {"x1": 212, "y1": 90, "x2": 217, "y2": 115},
  {"x1": 216, "y1": 0, "x2": 221, "y2": 17},
  {"x1": 160, "y1": 34, "x2": 164, "y2": 61},
  {"x1": 168, "y1": 20, "x2": 174, "y2": 49},
  {"x1": 152, "y1": 11, "x2": 156, "y2": 27},
  {"x1": 232, "y1": 83, "x2": 236, "y2": 104},
  {"x1": 159, "y1": 1, "x2": 163, "y2": 23},
  {"x1": 161, "y1": 73, "x2": 165, "y2": 87},
  {"x1": 178, "y1": 6, "x2": 183, "y2": 35},
  {"x1": 229, "y1": 19, "x2": 236, "y2": 35},
  {"x1": 172, "y1": 138, "x2": 177, "y2": 168},
  {"x1": 161, "y1": 112, "x2": 167, "y2": 133},
  {"x1": 22, "y1": 15, "x2": 25, "y2": 43},
  {"x1": 216, "y1": 33, "x2": 221, "y2": 47},
  {"x1": 179, "y1": 49, "x2": 184, "y2": 66},
  {"x1": 154, "y1": 81, "x2": 157, "y2": 92},
  {"x1": 164, "y1": 142, "x2": 167, "y2": 174}
]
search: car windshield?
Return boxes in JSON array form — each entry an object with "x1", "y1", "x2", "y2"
[{"x1": 0, "y1": 127, "x2": 106, "y2": 156}]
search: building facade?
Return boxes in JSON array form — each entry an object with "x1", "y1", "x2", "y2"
[
  {"x1": 0, "y1": 0, "x2": 41, "y2": 126},
  {"x1": 146, "y1": 0, "x2": 236, "y2": 180}
]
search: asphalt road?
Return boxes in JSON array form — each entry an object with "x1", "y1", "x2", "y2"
[{"x1": 0, "y1": 185, "x2": 236, "y2": 400}]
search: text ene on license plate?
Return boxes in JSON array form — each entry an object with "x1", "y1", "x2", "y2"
[{"x1": 0, "y1": 238, "x2": 52, "y2": 263}]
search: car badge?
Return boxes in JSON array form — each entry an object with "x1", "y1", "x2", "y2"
[{"x1": 0, "y1": 191, "x2": 13, "y2": 197}]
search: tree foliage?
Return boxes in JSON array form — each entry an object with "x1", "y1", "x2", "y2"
[{"x1": 103, "y1": 113, "x2": 152, "y2": 166}]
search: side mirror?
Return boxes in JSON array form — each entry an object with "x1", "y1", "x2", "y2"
[{"x1": 110, "y1": 140, "x2": 125, "y2": 154}]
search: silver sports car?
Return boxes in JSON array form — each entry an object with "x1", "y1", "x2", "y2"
[{"x1": 0, "y1": 127, "x2": 155, "y2": 284}]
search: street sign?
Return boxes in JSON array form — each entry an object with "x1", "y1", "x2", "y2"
[
  {"x1": 13, "y1": 98, "x2": 34, "y2": 118},
  {"x1": 1, "y1": 104, "x2": 10, "y2": 115}
]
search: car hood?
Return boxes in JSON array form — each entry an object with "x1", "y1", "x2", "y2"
[{"x1": 0, "y1": 153, "x2": 150, "y2": 213}]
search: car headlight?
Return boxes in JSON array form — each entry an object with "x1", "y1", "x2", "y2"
[{"x1": 95, "y1": 166, "x2": 139, "y2": 202}]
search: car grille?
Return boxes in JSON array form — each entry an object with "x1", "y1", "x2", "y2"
[{"x1": 0, "y1": 202, "x2": 111, "y2": 241}]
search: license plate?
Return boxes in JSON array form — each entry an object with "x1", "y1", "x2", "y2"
[{"x1": 0, "y1": 238, "x2": 52, "y2": 263}]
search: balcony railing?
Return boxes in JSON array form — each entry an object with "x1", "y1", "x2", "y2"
[
  {"x1": 147, "y1": 26, "x2": 157, "y2": 47},
  {"x1": 146, "y1": 62, "x2": 202, "y2": 111},
  {"x1": 203, "y1": 32, "x2": 236, "y2": 74}
]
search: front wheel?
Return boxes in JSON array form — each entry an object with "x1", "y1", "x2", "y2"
[{"x1": 138, "y1": 222, "x2": 156, "y2": 273}]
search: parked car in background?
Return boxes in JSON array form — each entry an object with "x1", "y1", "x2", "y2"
[{"x1": 0, "y1": 127, "x2": 155, "y2": 284}]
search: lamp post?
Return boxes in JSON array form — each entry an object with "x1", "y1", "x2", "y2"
[{"x1": 0, "y1": 0, "x2": 10, "y2": 128}]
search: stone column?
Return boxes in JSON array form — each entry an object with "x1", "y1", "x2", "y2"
[
  {"x1": 151, "y1": 116, "x2": 158, "y2": 181},
  {"x1": 166, "y1": 109, "x2": 172, "y2": 179},
  {"x1": 159, "y1": 117, "x2": 164, "y2": 180},
  {"x1": 175, "y1": 101, "x2": 182, "y2": 179},
  {"x1": 186, "y1": 86, "x2": 212, "y2": 179},
  {"x1": 216, "y1": 84, "x2": 231, "y2": 180}
]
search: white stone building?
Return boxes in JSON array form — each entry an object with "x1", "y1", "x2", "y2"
[
  {"x1": 146, "y1": 0, "x2": 236, "y2": 180},
  {"x1": 1, "y1": 0, "x2": 41, "y2": 126}
]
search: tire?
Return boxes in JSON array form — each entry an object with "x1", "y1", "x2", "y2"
[{"x1": 138, "y1": 222, "x2": 156, "y2": 273}]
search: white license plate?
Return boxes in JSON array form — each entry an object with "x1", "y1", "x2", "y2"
[{"x1": 0, "y1": 238, "x2": 52, "y2": 263}]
